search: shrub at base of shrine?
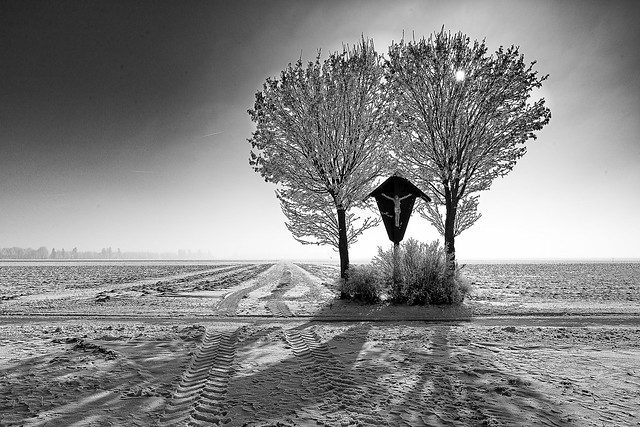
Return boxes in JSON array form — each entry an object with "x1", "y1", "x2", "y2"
[
  {"x1": 341, "y1": 264, "x2": 384, "y2": 304},
  {"x1": 341, "y1": 239, "x2": 471, "y2": 305}
]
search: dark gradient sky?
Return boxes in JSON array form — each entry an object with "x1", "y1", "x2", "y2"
[{"x1": 1, "y1": 0, "x2": 639, "y2": 260}]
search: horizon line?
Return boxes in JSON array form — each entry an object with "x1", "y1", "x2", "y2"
[{"x1": 1, "y1": 257, "x2": 638, "y2": 264}]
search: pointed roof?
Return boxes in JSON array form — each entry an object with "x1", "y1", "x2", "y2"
[{"x1": 367, "y1": 174, "x2": 431, "y2": 202}]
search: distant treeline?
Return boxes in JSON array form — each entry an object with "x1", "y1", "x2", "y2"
[{"x1": 0, "y1": 246, "x2": 175, "y2": 260}]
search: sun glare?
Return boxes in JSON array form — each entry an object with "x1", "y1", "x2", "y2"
[{"x1": 455, "y1": 69, "x2": 465, "y2": 82}]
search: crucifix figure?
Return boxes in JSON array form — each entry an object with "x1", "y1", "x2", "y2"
[
  {"x1": 367, "y1": 175, "x2": 430, "y2": 284},
  {"x1": 381, "y1": 193, "x2": 413, "y2": 228}
]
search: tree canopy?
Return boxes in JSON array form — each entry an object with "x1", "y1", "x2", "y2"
[
  {"x1": 248, "y1": 39, "x2": 394, "y2": 277},
  {"x1": 247, "y1": 30, "x2": 551, "y2": 275},
  {"x1": 386, "y1": 29, "x2": 551, "y2": 264}
]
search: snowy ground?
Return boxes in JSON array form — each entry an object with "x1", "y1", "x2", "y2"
[{"x1": 1, "y1": 261, "x2": 638, "y2": 426}]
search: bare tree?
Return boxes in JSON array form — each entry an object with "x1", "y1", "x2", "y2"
[
  {"x1": 248, "y1": 38, "x2": 393, "y2": 280},
  {"x1": 386, "y1": 29, "x2": 551, "y2": 268}
]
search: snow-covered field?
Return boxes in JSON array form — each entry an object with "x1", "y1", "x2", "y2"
[{"x1": 1, "y1": 261, "x2": 639, "y2": 426}]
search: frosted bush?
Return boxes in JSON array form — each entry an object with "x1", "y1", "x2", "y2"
[
  {"x1": 373, "y1": 238, "x2": 469, "y2": 305},
  {"x1": 340, "y1": 264, "x2": 383, "y2": 303}
]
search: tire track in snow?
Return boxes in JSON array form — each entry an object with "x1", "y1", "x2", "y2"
[
  {"x1": 216, "y1": 265, "x2": 279, "y2": 316},
  {"x1": 283, "y1": 328, "x2": 384, "y2": 425},
  {"x1": 159, "y1": 328, "x2": 239, "y2": 426},
  {"x1": 266, "y1": 300, "x2": 294, "y2": 317}
]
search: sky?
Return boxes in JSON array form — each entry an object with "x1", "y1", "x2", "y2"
[{"x1": 1, "y1": 0, "x2": 639, "y2": 261}]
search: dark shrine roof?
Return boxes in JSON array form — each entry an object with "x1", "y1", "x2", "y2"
[{"x1": 367, "y1": 174, "x2": 431, "y2": 202}]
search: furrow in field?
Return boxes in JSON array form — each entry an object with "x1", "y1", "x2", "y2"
[
  {"x1": 293, "y1": 263, "x2": 339, "y2": 282},
  {"x1": 14, "y1": 266, "x2": 241, "y2": 304},
  {"x1": 125, "y1": 265, "x2": 247, "y2": 293},
  {"x1": 192, "y1": 263, "x2": 273, "y2": 293},
  {"x1": 137, "y1": 264, "x2": 271, "y2": 294},
  {"x1": 0, "y1": 264, "x2": 235, "y2": 296},
  {"x1": 293, "y1": 263, "x2": 340, "y2": 296}
]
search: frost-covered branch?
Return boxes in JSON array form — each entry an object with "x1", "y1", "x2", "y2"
[
  {"x1": 387, "y1": 28, "x2": 551, "y2": 264},
  {"x1": 248, "y1": 38, "x2": 394, "y2": 277}
]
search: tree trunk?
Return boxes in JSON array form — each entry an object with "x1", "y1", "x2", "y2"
[
  {"x1": 444, "y1": 199, "x2": 457, "y2": 275},
  {"x1": 337, "y1": 206, "x2": 350, "y2": 298}
]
